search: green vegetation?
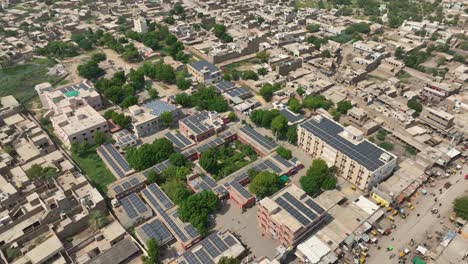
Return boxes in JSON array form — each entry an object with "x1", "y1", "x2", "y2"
[
  {"x1": 160, "y1": 112, "x2": 173, "y2": 127},
  {"x1": 256, "y1": 50, "x2": 269, "y2": 63},
  {"x1": 71, "y1": 145, "x2": 116, "y2": 192},
  {"x1": 142, "y1": 239, "x2": 160, "y2": 264},
  {"x1": 453, "y1": 196, "x2": 468, "y2": 221},
  {"x1": 250, "y1": 109, "x2": 296, "y2": 143},
  {"x1": 37, "y1": 41, "x2": 79, "y2": 59},
  {"x1": 199, "y1": 141, "x2": 257, "y2": 180},
  {"x1": 259, "y1": 83, "x2": 282, "y2": 102},
  {"x1": 178, "y1": 191, "x2": 220, "y2": 236},
  {"x1": 126, "y1": 138, "x2": 174, "y2": 171},
  {"x1": 25, "y1": 164, "x2": 58, "y2": 184},
  {"x1": 271, "y1": 115, "x2": 288, "y2": 139},
  {"x1": 376, "y1": 129, "x2": 387, "y2": 141},
  {"x1": 407, "y1": 98, "x2": 423, "y2": 113},
  {"x1": 241, "y1": 70, "x2": 259, "y2": 81},
  {"x1": 103, "y1": 110, "x2": 131, "y2": 128},
  {"x1": 162, "y1": 178, "x2": 192, "y2": 205},
  {"x1": 0, "y1": 58, "x2": 59, "y2": 103},
  {"x1": 218, "y1": 257, "x2": 240, "y2": 264},
  {"x1": 405, "y1": 145, "x2": 418, "y2": 156},
  {"x1": 276, "y1": 147, "x2": 292, "y2": 160},
  {"x1": 378, "y1": 141, "x2": 394, "y2": 151},
  {"x1": 307, "y1": 23, "x2": 320, "y2": 33},
  {"x1": 288, "y1": 98, "x2": 302, "y2": 113},
  {"x1": 214, "y1": 24, "x2": 233, "y2": 43},
  {"x1": 248, "y1": 171, "x2": 282, "y2": 199},
  {"x1": 303, "y1": 95, "x2": 333, "y2": 110},
  {"x1": 77, "y1": 54, "x2": 106, "y2": 80},
  {"x1": 88, "y1": 211, "x2": 107, "y2": 230},
  {"x1": 181, "y1": 86, "x2": 229, "y2": 112},
  {"x1": 300, "y1": 159, "x2": 337, "y2": 195}
]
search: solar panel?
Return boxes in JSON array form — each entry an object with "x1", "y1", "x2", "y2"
[
  {"x1": 183, "y1": 251, "x2": 200, "y2": 264},
  {"x1": 194, "y1": 249, "x2": 214, "y2": 264},
  {"x1": 122, "y1": 182, "x2": 131, "y2": 190},
  {"x1": 273, "y1": 154, "x2": 294, "y2": 168},
  {"x1": 148, "y1": 184, "x2": 174, "y2": 210},
  {"x1": 264, "y1": 159, "x2": 282, "y2": 173},
  {"x1": 203, "y1": 176, "x2": 217, "y2": 188},
  {"x1": 300, "y1": 118, "x2": 391, "y2": 171},
  {"x1": 305, "y1": 199, "x2": 326, "y2": 215},
  {"x1": 141, "y1": 219, "x2": 173, "y2": 244},
  {"x1": 230, "y1": 181, "x2": 252, "y2": 199},
  {"x1": 129, "y1": 177, "x2": 140, "y2": 186},
  {"x1": 142, "y1": 99, "x2": 177, "y2": 117},
  {"x1": 184, "y1": 224, "x2": 199, "y2": 239},
  {"x1": 224, "y1": 235, "x2": 237, "y2": 247},
  {"x1": 103, "y1": 144, "x2": 131, "y2": 172},
  {"x1": 209, "y1": 233, "x2": 228, "y2": 252},
  {"x1": 121, "y1": 196, "x2": 138, "y2": 219},
  {"x1": 275, "y1": 197, "x2": 310, "y2": 226},
  {"x1": 113, "y1": 185, "x2": 124, "y2": 193},
  {"x1": 129, "y1": 193, "x2": 148, "y2": 214},
  {"x1": 282, "y1": 192, "x2": 317, "y2": 221},
  {"x1": 98, "y1": 146, "x2": 125, "y2": 178},
  {"x1": 240, "y1": 126, "x2": 277, "y2": 151},
  {"x1": 201, "y1": 239, "x2": 221, "y2": 258}
]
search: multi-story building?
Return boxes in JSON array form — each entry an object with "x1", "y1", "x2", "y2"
[
  {"x1": 129, "y1": 99, "x2": 183, "y2": 138},
  {"x1": 187, "y1": 60, "x2": 222, "y2": 85},
  {"x1": 50, "y1": 105, "x2": 110, "y2": 147},
  {"x1": 178, "y1": 110, "x2": 224, "y2": 143},
  {"x1": 133, "y1": 16, "x2": 148, "y2": 33},
  {"x1": 257, "y1": 184, "x2": 327, "y2": 247},
  {"x1": 298, "y1": 115, "x2": 397, "y2": 190},
  {"x1": 422, "y1": 81, "x2": 462, "y2": 99},
  {"x1": 419, "y1": 107, "x2": 454, "y2": 132}
]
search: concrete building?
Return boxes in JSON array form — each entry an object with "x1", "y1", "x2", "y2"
[
  {"x1": 129, "y1": 99, "x2": 183, "y2": 138},
  {"x1": 419, "y1": 107, "x2": 454, "y2": 132},
  {"x1": 133, "y1": 16, "x2": 148, "y2": 33},
  {"x1": 298, "y1": 115, "x2": 397, "y2": 190},
  {"x1": 50, "y1": 105, "x2": 110, "y2": 147},
  {"x1": 187, "y1": 60, "x2": 222, "y2": 85},
  {"x1": 257, "y1": 184, "x2": 327, "y2": 247},
  {"x1": 178, "y1": 111, "x2": 224, "y2": 143}
]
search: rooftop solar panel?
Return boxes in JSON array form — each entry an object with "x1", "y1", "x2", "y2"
[
  {"x1": 121, "y1": 196, "x2": 138, "y2": 219},
  {"x1": 273, "y1": 154, "x2": 294, "y2": 168},
  {"x1": 264, "y1": 159, "x2": 282, "y2": 174},
  {"x1": 209, "y1": 233, "x2": 229, "y2": 252},
  {"x1": 141, "y1": 219, "x2": 173, "y2": 244},
  {"x1": 201, "y1": 239, "x2": 221, "y2": 258},
  {"x1": 224, "y1": 235, "x2": 237, "y2": 247},
  {"x1": 103, "y1": 144, "x2": 131, "y2": 172},
  {"x1": 142, "y1": 99, "x2": 177, "y2": 117},
  {"x1": 275, "y1": 197, "x2": 310, "y2": 226},
  {"x1": 183, "y1": 251, "x2": 200, "y2": 264},
  {"x1": 305, "y1": 199, "x2": 326, "y2": 215},
  {"x1": 148, "y1": 184, "x2": 174, "y2": 210},
  {"x1": 230, "y1": 181, "x2": 252, "y2": 199},
  {"x1": 184, "y1": 224, "x2": 199, "y2": 239},
  {"x1": 98, "y1": 146, "x2": 125, "y2": 178},
  {"x1": 239, "y1": 126, "x2": 277, "y2": 151},
  {"x1": 282, "y1": 192, "x2": 317, "y2": 221},
  {"x1": 194, "y1": 249, "x2": 214, "y2": 264},
  {"x1": 300, "y1": 117, "x2": 392, "y2": 171},
  {"x1": 113, "y1": 185, "x2": 124, "y2": 193}
]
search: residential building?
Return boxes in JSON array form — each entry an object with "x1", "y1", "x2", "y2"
[
  {"x1": 419, "y1": 107, "x2": 454, "y2": 132},
  {"x1": 178, "y1": 110, "x2": 224, "y2": 143},
  {"x1": 257, "y1": 184, "x2": 327, "y2": 247},
  {"x1": 187, "y1": 60, "x2": 222, "y2": 85},
  {"x1": 50, "y1": 105, "x2": 110, "y2": 147},
  {"x1": 133, "y1": 16, "x2": 148, "y2": 33},
  {"x1": 298, "y1": 115, "x2": 397, "y2": 190},
  {"x1": 129, "y1": 99, "x2": 183, "y2": 138}
]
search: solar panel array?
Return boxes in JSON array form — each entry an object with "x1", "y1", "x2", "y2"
[
  {"x1": 280, "y1": 109, "x2": 305, "y2": 124},
  {"x1": 98, "y1": 145, "x2": 125, "y2": 178},
  {"x1": 179, "y1": 232, "x2": 237, "y2": 264},
  {"x1": 225, "y1": 87, "x2": 251, "y2": 98},
  {"x1": 103, "y1": 144, "x2": 132, "y2": 172},
  {"x1": 165, "y1": 132, "x2": 194, "y2": 150},
  {"x1": 180, "y1": 111, "x2": 213, "y2": 136},
  {"x1": 274, "y1": 192, "x2": 327, "y2": 227},
  {"x1": 112, "y1": 175, "x2": 144, "y2": 194},
  {"x1": 230, "y1": 181, "x2": 252, "y2": 199},
  {"x1": 189, "y1": 60, "x2": 219, "y2": 72},
  {"x1": 215, "y1": 81, "x2": 235, "y2": 93},
  {"x1": 300, "y1": 117, "x2": 392, "y2": 171},
  {"x1": 273, "y1": 154, "x2": 294, "y2": 168},
  {"x1": 140, "y1": 218, "x2": 173, "y2": 245},
  {"x1": 147, "y1": 183, "x2": 174, "y2": 210},
  {"x1": 142, "y1": 99, "x2": 177, "y2": 117},
  {"x1": 120, "y1": 193, "x2": 148, "y2": 219},
  {"x1": 239, "y1": 126, "x2": 278, "y2": 152},
  {"x1": 143, "y1": 159, "x2": 171, "y2": 177},
  {"x1": 142, "y1": 188, "x2": 189, "y2": 242}
]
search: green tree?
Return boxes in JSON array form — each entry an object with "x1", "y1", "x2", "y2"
[
  {"x1": 303, "y1": 95, "x2": 333, "y2": 110},
  {"x1": 175, "y1": 93, "x2": 192, "y2": 107},
  {"x1": 146, "y1": 170, "x2": 160, "y2": 184},
  {"x1": 169, "y1": 153, "x2": 186, "y2": 167},
  {"x1": 178, "y1": 191, "x2": 220, "y2": 236},
  {"x1": 247, "y1": 168, "x2": 259, "y2": 180},
  {"x1": 199, "y1": 148, "x2": 219, "y2": 174},
  {"x1": 260, "y1": 83, "x2": 280, "y2": 102},
  {"x1": 336, "y1": 100, "x2": 353, "y2": 114},
  {"x1": 148, "y1": 88, "x2": 159, "y2": 99},
  {"x1": 160, "y1": 112, "x2": 173, "y2": 127},
  {"x1": 256, "y1": 50, "x2": 269, "y2": 63},
  {"x1": 257, "y1": 67, "x2": 268, "y2": 76},
  {"x1": 300, "y1": 175, "x2": 320, "y2": 195},
  {"x1": 249, "y1": 171, "x2": 281, "y2": 199},
  {"x1": 276, "y1": 147, "x2": 292, "y2": 159},
  {"x1": 241, "y1": 70, "x2": 259, "y2": 81},
  {"x1": 288, "y1": 98, "x2": 302, "y2": 113},
  {"x1": 126, "y1": 138, "x2": 174, "y2": 170},
  {"x1": 376, "y1": 129, "x2": 387, "y2": 141},
  {"x1": 93, "y1": 131, "x2": 107, "y2": 145},
  {"x1": 320, "y1": 49, "x2": 332, "y2": 58},
  {"x1": 77, "y1": 60, "x2": 104, "y2": 80},
  {"x1": 142, "y1": 238, "x2": 160, "y2": 264},
  {"x1": 378, "y1": 141, "x2": 394, "y2": 151},
  {"x1": 121, "y1": 95, "x2": 138, "y2": 108},
  {"x1": 88, "y1": 211, "x2": 107, "y2": 230},
  {"x1": 162, "y1": 179, "x2": 191, "y2": 204},
  {"x1": 307, "y1": 24, "x2": 320, "y2": 33},
  {"x1": 228, "y1": 112, "x2": 237, "y2": 122},
  {"x1": 453, "y1": 196, "x2": 468, "y2": 220},
  {"x1": 321, "y1": 175, "x2": 337, "y2": 190},
  {"x1": 407, "y1": 99, "x2": 423, "y2": 113},
  {"x1": 271, "y1": 115, "x2": 288, "y2": 139},
  {"x1": 218, "y1": 257, "x2": 240, "y2": 264},
  {"x1": 287, "y1": 125, "x2": 298, "y2": 144},
  {"x1": 297, "y1": 87, "x2": 305, "y2": 96}
]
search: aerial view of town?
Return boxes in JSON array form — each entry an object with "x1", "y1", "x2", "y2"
[{"x1": 0, "y1": 0, "x2": 467, "y2": 263}]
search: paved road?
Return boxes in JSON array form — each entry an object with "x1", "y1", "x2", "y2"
[{"x1": 367, "y1": 164, "x2": 468, "y2": 263}]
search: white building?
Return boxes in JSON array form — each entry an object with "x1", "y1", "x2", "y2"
[{"x1": 133, "y1": 16, "x2": 148, "y2": 33}]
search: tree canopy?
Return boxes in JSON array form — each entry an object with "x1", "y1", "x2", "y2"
[
  {"x1": 178, "y1": 191, "x2": 220, "y2": 236},
  {"x1": 276, "y1": 147, "x2": 292, "y2": 160},
  {"x1": 453, "y1": 196, "x2": 468, "y2": 221},
  {"x1": 126, "y1": 138, "x2": 174, "y2": 171},
  {"x1": 300, "y1": 159, "x2": 337, "y2": 195},
  {"x1": 248, "y1": 171, "x2": 281, "y2": 199}
]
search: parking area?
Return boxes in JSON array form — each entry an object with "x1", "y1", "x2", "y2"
[{"x1": 213, "y1": 201, "x2": 278, "y2": 259}]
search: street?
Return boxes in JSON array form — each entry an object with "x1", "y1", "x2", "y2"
[{"x1": 367, "y1": 164, "x2": 468, "y2": 264}]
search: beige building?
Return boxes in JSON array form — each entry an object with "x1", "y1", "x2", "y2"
[
  {"x1": 50, "y1": 105, "x2": 109, "y2": 147},
  {"x1": 187, "y1": 60, "x2": 222, "y2": 85},
  {"x1": 298, "y1": 115, "x2": 397, "y2": 190},
  {"x1": 419, "y1": 107, "x2": 454, "y2": 132}
]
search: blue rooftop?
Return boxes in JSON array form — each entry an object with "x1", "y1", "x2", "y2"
[
  {"x1": 189, "y1": 60, "x2": 219, "y2": 73},
  {"x1": 142, "y1": 99, "x2": 177, "y2": 117}
]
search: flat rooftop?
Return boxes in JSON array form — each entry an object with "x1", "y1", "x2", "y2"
[{"x1": 299, "y1": 116, "x2": 394, "y2": 171}]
